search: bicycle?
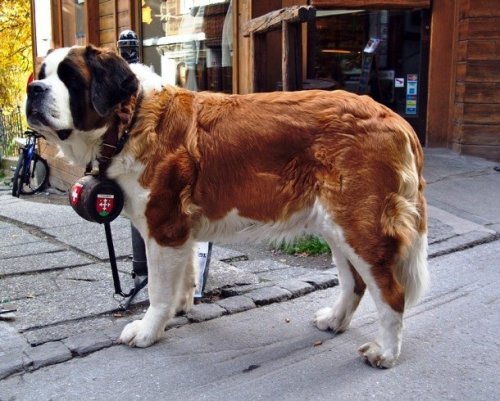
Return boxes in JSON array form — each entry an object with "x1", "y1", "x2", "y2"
[{"x1": 11, "y1": 130, "x2": 49, "y2": 197}]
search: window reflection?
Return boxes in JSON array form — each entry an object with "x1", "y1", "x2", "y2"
[
  {"x1": 62, "y1": 0, "x2": 86, "y2": 46},
  {"x1": 142, "y1": 0, "x2": 232, "y2": 93}
]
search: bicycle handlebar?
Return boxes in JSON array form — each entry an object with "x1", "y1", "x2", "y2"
[{"x1": 24, "y1": 130, "x2": 43, "y2": 139}]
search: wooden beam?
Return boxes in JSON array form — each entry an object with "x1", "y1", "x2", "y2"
[
  {"x1": 242, "y1": 5, "x2": 314, "y2": 37},
  {"x1": 310, "y1": 0, "x2": 430, "y2": 9},
  {"x1": 251, "y1": 32, "x2": 267, "y2": 92},
  {"x1": 282, "y1": 21, "x2": 302, "y2": 91},
  {"x1": 113, "y1": 0, "x2": 119, "y2": 45},
  {"x1": 50, "y1": 0, "x2": 63, "y2": 48},
  {"x1": 87, "y1": 0, "x2": 100, "y2": 46},
  {"x1": 282, "y1": 21, "x2": 291, "y2": 91},
  {"x1": 426, "y1": 0, "x2": 458, "y2": 147}
]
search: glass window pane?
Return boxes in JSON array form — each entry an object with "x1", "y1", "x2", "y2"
[
  {"x1": 142, "y1": 0, "x2": 233, "y2": 93},
  {"x1": 314, "y1": 9, "x2": 423, "y2": 117},
  {"x1": 62, "y1": 0, "x2": 86, "y2": 46},
  {"x1": 34, "y1": 0, "x2": 53, "y2": 57}
]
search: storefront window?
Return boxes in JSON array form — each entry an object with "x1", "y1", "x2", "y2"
[
  {"x1": 314, "y1": 9, "x2": 426, "y2": 119},
  {"x1": 141, "y1": 0, "x2": 233, "y2": 93},
  {"x1": 62, "y1": 0, "x2": 86, "y2": 46}
]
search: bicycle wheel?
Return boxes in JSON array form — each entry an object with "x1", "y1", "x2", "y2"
[
  {"x1": 11, "y1": 152, "x2": 25, "y2": 197},
  {"x1": 19, "y1": 154, "x2": 49, "y2": 195}
]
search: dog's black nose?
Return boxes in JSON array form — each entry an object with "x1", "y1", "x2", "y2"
[{"x1": 28, "y1": 81, "x2": 50, "y2": 97}]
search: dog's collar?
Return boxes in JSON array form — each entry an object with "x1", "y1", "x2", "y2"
[{"x1": 91, "y1": 90, "x2": 143, "y2": 176}]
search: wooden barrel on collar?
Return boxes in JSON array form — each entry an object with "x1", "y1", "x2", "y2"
[{"x1": 69, "y1": 175, "x2": 124, "y2": 223}]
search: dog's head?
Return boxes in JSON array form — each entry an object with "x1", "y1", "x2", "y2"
[{"x1": 26, "y1": 45, "x2": 139, "y2": 144}]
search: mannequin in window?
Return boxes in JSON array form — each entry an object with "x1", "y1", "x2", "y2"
[{"x1": 176, "y1": 62, "x2": 187, "y2": 88}]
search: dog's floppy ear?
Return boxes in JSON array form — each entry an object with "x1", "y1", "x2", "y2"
[{"x1": 85, "y1": 45, "x2": 139, "y2": 117}]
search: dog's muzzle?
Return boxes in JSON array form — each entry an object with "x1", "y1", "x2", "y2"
[{"x1": 26, "y1": 81, "x2": 50, "y2": 126}]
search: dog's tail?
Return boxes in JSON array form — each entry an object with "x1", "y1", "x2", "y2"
[
  {"x1": 381, "y1": 126, "x2": 429, "y2": 307},
  {"x1": 396, "y1": 229, "x2": 429, "y2": 307}
]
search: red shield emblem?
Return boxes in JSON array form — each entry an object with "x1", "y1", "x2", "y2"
[
  {"x1": 70, "y1": 183, "x2": 84, "y2": 207},
  {"x1": 96, "y1": 194, "x2": 115, "y2": 217}
]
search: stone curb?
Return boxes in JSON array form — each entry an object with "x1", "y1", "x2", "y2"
[
  {"x1": 62, "y1": 332, "x2": 113, "y2": 356},
  {"x1": 245, "y1": 286, "x2": 293, "y2": 306},
  {"x1": 216, "y1": 295, "x2": 256, "y2": 314},
  {"x1": 0, "y1": 272, "x2": 338, "y2": 381},
  {"x1": 23, "y1": 341, "x2": 72, "y2": 371},
  {"x1": 0, "y1": 352, "x2": 24, "y2": 380},
  {"x1": 428, "y1": 231, "x2": 498, "y2": 258}
]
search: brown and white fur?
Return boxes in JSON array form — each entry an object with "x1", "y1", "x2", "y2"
[{"x1": 26, "y1": 45, "x2": 428, "y2": 368}]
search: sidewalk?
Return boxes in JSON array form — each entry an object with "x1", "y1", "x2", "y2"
[{"x1": 0, "y1": 148, "x2": 499, "y2": 380}]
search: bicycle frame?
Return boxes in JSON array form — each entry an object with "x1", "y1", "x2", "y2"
[
  {"x1": 12, "y1": 130, "x2": 49, "y2": 197},
  {"x1": 20, "y1": 134, "x2": 38, "y2": 184}
]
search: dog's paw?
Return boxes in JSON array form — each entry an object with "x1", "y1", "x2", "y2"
[
  {"x1": 358, "y1": 342, "x2": 397, "y2": 369},
  {"x1": 313, "y1": 306, "x2": 350, "y2": 333},
  {"x1": 118, "y1": 320, "x2": 163, "y2": 348}
]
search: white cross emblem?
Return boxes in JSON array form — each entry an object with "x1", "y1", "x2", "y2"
[{"x1": 99, "y1": 199, "x2": 111, "y2": 211}]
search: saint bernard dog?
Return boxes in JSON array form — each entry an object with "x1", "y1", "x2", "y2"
[{"x1": 26, "y1": 45, "x2": 428, "y2": 368}]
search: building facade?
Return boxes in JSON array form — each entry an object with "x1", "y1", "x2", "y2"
[{"x1": 30, "y1": 0, "x2": 500, "y2": 189}]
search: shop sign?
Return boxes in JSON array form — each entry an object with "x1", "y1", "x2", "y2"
[
  {"x1": 406, "y1": 74, "x2": 418, "y2": 115},
  {"x1": 406, "y1": 95, "x2": 417, "y2": 115}
]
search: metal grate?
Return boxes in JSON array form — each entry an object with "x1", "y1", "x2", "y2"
[{"x1": 0, "y1": 106, "x2": 23, "y2": 160}]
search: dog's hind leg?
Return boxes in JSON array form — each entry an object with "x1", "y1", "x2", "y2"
[
  {"x1": 350, "y1": 254, "x2": 405, "y2": 369},
  {"x1": 314, "y1": 240, "x2": 366, "y2": 333},
  {"x1": 118, "y1": 239, "x2": 194, "y2": 347}
]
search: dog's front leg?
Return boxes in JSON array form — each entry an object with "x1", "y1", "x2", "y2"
[{"x1": 118, "y1": 239, "x2": 194, "y2": 347}]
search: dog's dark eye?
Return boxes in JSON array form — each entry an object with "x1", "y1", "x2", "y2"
[{"x1": 38, "y1": 64, "x2": 46, "y2": 80}]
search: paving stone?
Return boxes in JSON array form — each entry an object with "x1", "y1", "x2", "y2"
[
  {"x1": 204, "y1": 260, "x2": 259, "y2": 294},
  {"x1": 0, "y1": 221, "x2": 14, "y2": 229},
  {"x1": 0, "y1": 201, "x2": 81, "y2": 229},
  {"x1": 186, "y1": 303, "x2": 226, "y2": 322},
  {"x1": 166, "y1": 316, "x2": 189, "y2": 329},
  {"x1": 277, "y1": 279, "x2": 315, "y2": 298},
  {"x1": 298, "y1": 271, "x2": 339, "y2": 289},
  {"x1": 26, "y1": 316, "x2": 125, "y2": 346},
  {"x1": 101, "y1": 320, "x2": 130, "y2": 342},
  {"x1": 11, "y1": 264, "x2": 135, "y2": 332},
  {"x1": 0, "y1": 351, "x2": 24, "y2": 379},
  {"x1": 212, "y1": 246, "x2": 247, "y2": 262},
  {"x1": 44, "y1": 217, "x2": 131, "y2": 239},
  {"x1": 245, "y1": 286, "x2": 292, "y2": 306},
  {"x1": 23, "y1": 341, "x2": 72, "y2": 370},
  {"x1": 232, "y1": 259, "x2": 292, "y2": 273},
  {"x1": 0, "y1": 272, "x2": 59, "y2": 302},
  {"x1": 0, "y1": 321, "x2": 28, "y2": 356},
  {"x1": 62, "y1": 332, "x2": 112, "y2": 356},
  {"x1": 256, "y1": 266, "x2": 312, "y2": 282},
  {"x1": 0, "y1": 241, "x2": 63, "y2": 260},
  {"x1": 69, "y1": 237, "x2": 133, "y2": 260},
  {"x1": 429, "y1": 230, "x2": 498, "y2": 258},
  {"x1": 0, "y1": 250, "x2": 93, "y2": 275},
  {"x1": 0, "y1": 227, "x2": 42, "y2": 248},
  {"x1": 216, "y1": 295, "x2": 256, "y2": 314},
  {"x1": 220, "y1": 282, "x2": 275, "y2": 297},
  {"x1": 427, "y1": 217, "x2": 456, "y2": 244}
]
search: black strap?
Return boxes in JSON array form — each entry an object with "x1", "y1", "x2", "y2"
[
  {"x1": 104, "y1": 222, "x2": 147, "y2": 309},
  {"x1": 97, "y1": 90, "x2": 143, "y2": 177}
]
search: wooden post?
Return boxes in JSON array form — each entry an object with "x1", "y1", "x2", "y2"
[
  {"x1": 282, "y1": 21, "x2": 290, "y2": 91},
  {"x1": 244, "y1": 5, "x2": 314, "y2": 92},
  {"x1": 282, "y1": 21, "x2": 302, "y2": 91}
]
